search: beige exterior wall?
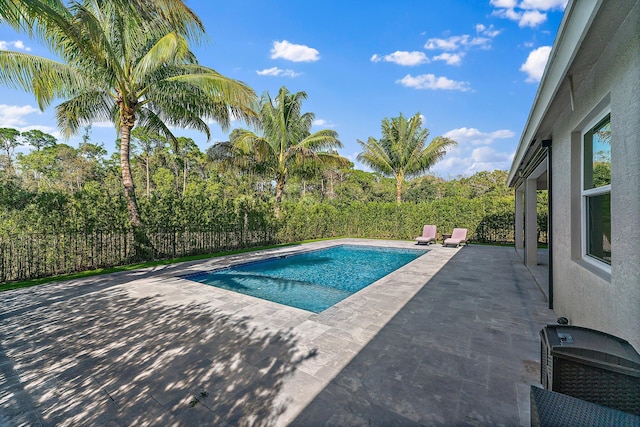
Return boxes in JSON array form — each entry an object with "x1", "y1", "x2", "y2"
[{"x1": 551, "y1": 2, "x2": 640, "y2": 349}]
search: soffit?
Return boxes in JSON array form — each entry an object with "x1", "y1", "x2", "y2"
[{"x1": 538, "y1": 0, "x2": 634, "y2": 138}]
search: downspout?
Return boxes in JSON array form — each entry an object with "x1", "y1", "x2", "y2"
[{"x1": 542, "y1": 139, "x2": 553, "y2": 309}]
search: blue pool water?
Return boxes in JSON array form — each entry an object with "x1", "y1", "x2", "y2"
[{"x1": 183, "y1": 245, "x2": 427, "y2": 313}]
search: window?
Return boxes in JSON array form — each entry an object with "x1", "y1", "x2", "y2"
[{"x1": 582, "y1": 114, "x2": 611, "y2": 266}]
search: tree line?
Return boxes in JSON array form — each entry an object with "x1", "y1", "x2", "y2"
[{"x1": 1, "y1": 121, "x2": 517, "y2": 235}]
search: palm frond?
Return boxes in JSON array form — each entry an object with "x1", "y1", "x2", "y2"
[
  {"x1": 298, "y1": 130, "x2": 342, "y2": 151},
  {"x1": 166, "y1": 70, "x2": 259, "y2": 129},
  {"x1": 315, "y1": 151, "x2": 351, "y2": 168},
  {"x1": 0, "y1": 51, "x2": 88, "y2": 109},
  {"x1": 56, "y1": 91, "x2": 115, "y2": 138},
  {"x1": 134, "y1": 108, "x2": 181, "y2": 148},
  {"x1": 99, "y1": 0, "x2": 207, "y2": 44},
  {"x1": 357, "y1": 137, "x2": 395, "y2": 176},
  {"x1": 133, "y1": 32, "x2": 194, "y2": 82},
  {"x1": 229, "y1": 128, "x2": 275, "y2": 166}
]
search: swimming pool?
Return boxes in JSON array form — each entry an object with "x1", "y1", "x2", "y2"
[{"x1": 183, "y1": 245, "x2": 427, "y2": 313}]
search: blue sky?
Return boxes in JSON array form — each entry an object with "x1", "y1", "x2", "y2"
[{"x1": 0, "y1": 0, "x2": 567, "y2": 178}]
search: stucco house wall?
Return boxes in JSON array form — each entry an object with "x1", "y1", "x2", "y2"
[
  {"x1": 508, "y1": 0, "x2": 640, "y2": 350},
  {"x1": 548, "y1": 1, "x2": 639, "y2": 349}
]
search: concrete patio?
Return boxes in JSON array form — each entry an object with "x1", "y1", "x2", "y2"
[{"x1": 0, "y1": 239, "x2": 556, "y2": 426}]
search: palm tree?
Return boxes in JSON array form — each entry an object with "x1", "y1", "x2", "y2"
[
  {"x1": 210, "y1": 86, "x2": 346, "y2": 206},
  {"x1": 0, "y1": 0, "x2": 258, "y2": 253},
  {"x1": 357, "y1": 113, "x2": 456, "y2": 204}
]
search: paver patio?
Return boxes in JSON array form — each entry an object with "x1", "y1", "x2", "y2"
[{"x1": 0, "y1": 239, "x2": 556, "y2": 426}]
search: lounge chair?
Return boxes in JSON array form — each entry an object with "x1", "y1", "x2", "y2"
[
  {"x1": 415, "y1": 225, "x2": 437, "y2": 245},
  {"x1": 443, "y1": 228, "x2": 468, "y2": 247}
]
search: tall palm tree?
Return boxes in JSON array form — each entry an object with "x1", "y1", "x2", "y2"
[
  {"x1": 0, "y1": 0, "x2": 258, "y2": 252},
  {"x1": 357, "y1": 113, "x2": 456, "y2": 204},
  {"x1": 211, "y1": 86, "x2": 346, "y2": 206}
]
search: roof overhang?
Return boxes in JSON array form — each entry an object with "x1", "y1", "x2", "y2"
[{"x1": 506, "y1": 0, "x2": 603, "y2": 188}]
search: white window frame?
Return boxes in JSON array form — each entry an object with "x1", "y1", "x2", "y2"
[{"x1": 580, "y1": 108, "x2": 611, "y2": 273}]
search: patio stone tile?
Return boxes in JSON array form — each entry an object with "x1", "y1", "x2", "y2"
[
  {"x1": 415, "y1": 351, "x2": 490, "y2": 386},
  {"x1": 0, "y1": 240, "x2": 556, "y2": 426},
  {"x1": 326, "y1": 401, "x2": 425, "y2": 427},
  {"x1": 320, "y1": 325, "x2": 375, "y2": 347},
  {"x1": 457, "y1": 379, "x2": 519, "y2": 427},
  {"x1": 292, "y1": 320, "x2": 332, "y2": 341},
  {"x1": 0, "y1": 386, "x2": 46, "y2": 425},
  {"x1": 298, "y1": 351, "x2": 357, "y2": 380},
  {"x1": 286, "y1": 393, "x2": 337, "y2": 426}
]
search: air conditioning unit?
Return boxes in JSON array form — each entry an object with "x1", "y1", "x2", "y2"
[{"x1": 540, "y1": 325, "x2": 640, "y2": 415}]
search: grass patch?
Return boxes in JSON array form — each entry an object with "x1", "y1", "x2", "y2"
[{"x1": 0, "y1": 241, "x2": 308, "y2": 293}]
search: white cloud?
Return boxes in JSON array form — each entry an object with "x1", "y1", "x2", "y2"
[
  {"x1": 0, "y1": 104, "x2": 40, "y2": 127},
  {"x1": 427, "y1": 127, "x2": 517, "y2": 175},
  {"x1": 519, "y1": 10, "x2": 547, "y2": 27},
  {"x1": 396, "y1": 74, "x2": 471, "y2": 91},
  {"x1": 424, "y1": 36, "x2": 461, "y2": 51},
  {"x1": 476, "y1": 24, "x2": 501, "y2": 38},
  {"x1": 502, "y1": 8, "x2": 523, "y2": 21},
  {"x1": 468, "y1": 146, "x2": 513, "y2": 170},
  {"x1": 431, "y1": 146, "x2": 514, "y2": 176},
  {"x1": 490, "y1": 0, "x2": 517, "y2": 7},
  {"x1": 444, "y1": 127, "x2": 515, "y2": 145},
  {"x1": 0, "y1": 40, "x2": 31, "y2": 51},
  {"x1": 520, "y1": 0, "x2": 568, "y2": 10},
  {"x1": 520, "y1": 45, "x2": 551, "y2": 82},
  {"x1": 491, "y1": 0, "x2": 566, "y2": 28},
  {"x1": 312, "y1": 119, "x2": 334, "y2": 128},
  {"x1": 422, "y1": 27, "x2": 497, "y2": 66},
  {"x1": 424, "y1": 34, "x2": 492, "y2": 51},
  {"x1": 370, "y1": 51, "x2": 429, "y2": 66},
  {"x1": 270, "y1": 40, "x2": 319, "y2": 62},
  {"x1": 256, "y1": 67, "x2": 301, "y2": 77},
  {"x1": 433, "y1": 52, "x2": 465, "y2": 66}
]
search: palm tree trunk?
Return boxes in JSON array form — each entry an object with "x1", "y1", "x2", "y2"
[
  {"x1": 396, "y1": 175, "x2": 403, "y2": 204},
  {"x1": 275, "y1": 178, "x2": 285, "y2": 204},
  {"x1": 120, "y1": 124, "x2": 142, "y2": 227},
  {"x1": 119, "y1": 101, "x2": 157, "y2": 260},
  {"x1": 274, "y1": 175, "x2": 286, "y2": 218}
]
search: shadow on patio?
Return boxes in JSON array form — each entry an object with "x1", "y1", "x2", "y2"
[
  {"x1": 0, "y1": 285, "x2": 316, "y2": 426},
  {"x1": 290, "y1": 245, "x2": 557, "y2": 426}
]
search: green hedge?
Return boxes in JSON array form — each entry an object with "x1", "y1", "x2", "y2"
[
  {"x1": 277, "y1": 196, "x2": 521, "y2": 243},
  {"x1": 3, "y1": 197, "x2": 548, "y2": 283}
]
